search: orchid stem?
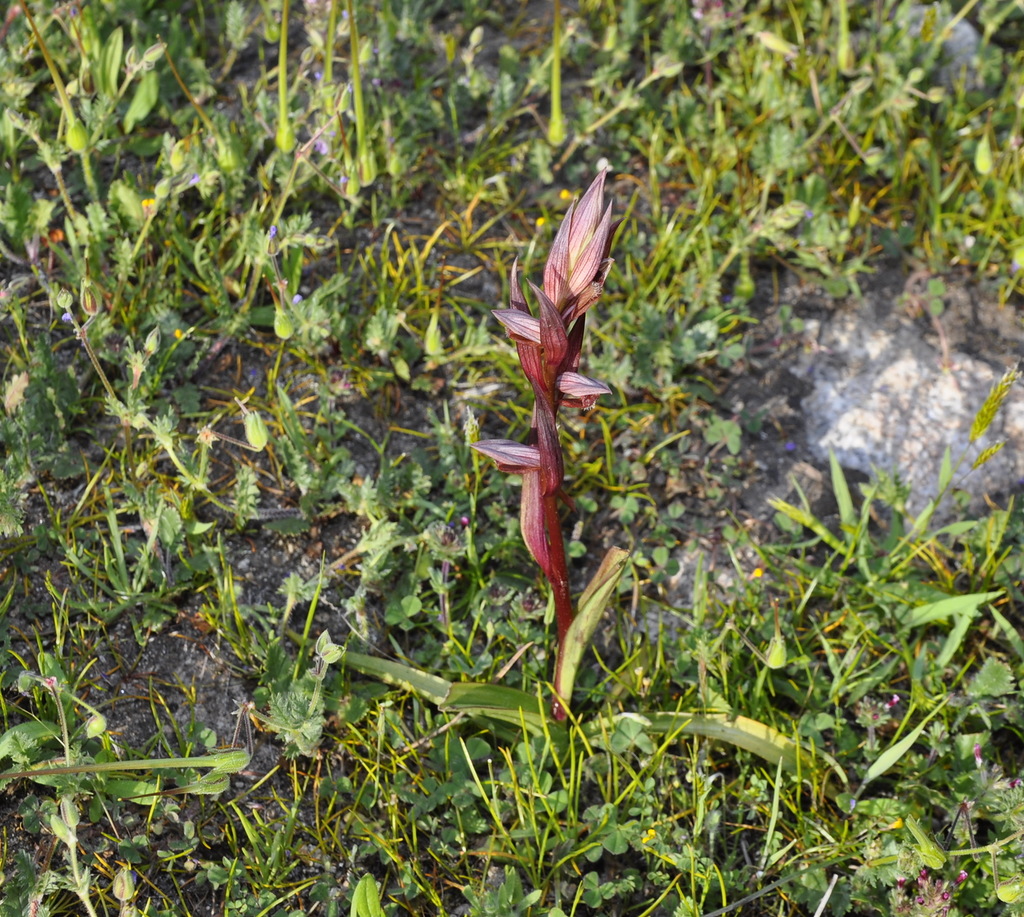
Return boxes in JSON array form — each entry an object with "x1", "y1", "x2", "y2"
[{"x1": 544, "y1": 490, "x2": 574, "y2": 719}]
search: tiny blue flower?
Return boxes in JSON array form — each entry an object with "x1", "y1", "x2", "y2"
[
  {"x1": 313, "y1": 139, "x2": 329, "y2": 155},
  {"x1": 189, "y1": 173, "x2": 200, "y2": 185},
  {"x1": 292, "y1": 294, "x2": 303, "y2": 305},
  {"x1": 269, "y1": 225, "x2": 278, "y2": 239},
  {"x1": 62, "y1": 312, "x2": 73, "y2": 322},
  {"x1": 784, "y1": 441, "x2": 796, "y2": 452}
]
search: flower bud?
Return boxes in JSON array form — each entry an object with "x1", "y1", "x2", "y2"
[
  {"x1": 112, "y1": 867, "x2": 136, "y2": 902},
  {"x1": 316, "y1": 631, "x2": 344, "y2": 663},
  {"x1": 50, "y1": 812, "x2": 73, "y2": 844},
  {"x1": 80, "y1": 281, "x2": 99, "y2": 316},
  {"x1": 765, "y1": 635, "x2": 787, "y2": 669},
  {"x1": 244, "y1": 411, "x2": 269, "y2": 451},
  {"x1": 85, "y1": 712, "x2": 107, "y2": 737},
  {"x1": 60, "y1": 797, "x2": 81, "y2": 829},
  {"x1": 141, "y1": 42, "x2": 166, "y2": 70},
  {"x1": 66, "y1": 119, "x2": 88, "y2": 152},
  {"x1": 974, "y1": 134, "x2": 993, "y2": 176},
  {"x1": 733, "y1": 260, "x2": 755, "y2": 300},
  {"x1": 273, "y1": 306, "x2": 294, "y2": 339},
  {"x1": 847, "y1": 193, "x2": 861, "y2": 229},
  {"x1": 169, "y1": 139, "x2": 188, "y2": 172}
]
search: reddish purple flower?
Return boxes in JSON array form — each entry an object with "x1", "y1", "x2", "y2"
[{"x1": 470, "y1": 170, "x2": 618, "y2": 717}]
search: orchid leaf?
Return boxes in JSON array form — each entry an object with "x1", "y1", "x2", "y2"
[
  {"x1": 344, "y1": 651, "x2": 451, "y2": 704},
  {"x1": 629, "y1": 712, "x2": 847, "y2": 792},
  {"x1": 441, "y1": 683, "x2": 548, "y2": 735}
]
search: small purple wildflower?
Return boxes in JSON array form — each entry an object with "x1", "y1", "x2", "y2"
[
  {"x1": 62, "y1": 312, "x2": 73, "y2": 322},
  {"x1": 313, "y1": 139, "x2": 329, "y2": 155},
  {"x1": 292, "y1": 294, "x2": 303, "y2": 305},
  {"x1": 784, "y1": 441, "x2": 796, "y2": 451},
  {"x1": 269, "y1": 225, "x2": 278, "y2": 239},
  {"x1": 189, "y1": 173, "x2": 200, "y2": 185}
]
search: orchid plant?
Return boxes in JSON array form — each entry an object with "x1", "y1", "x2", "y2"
[{"x1": 472, "y1": 169, "x2": 628, "y2": 719}]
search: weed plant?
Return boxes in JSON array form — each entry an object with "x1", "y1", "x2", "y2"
[{"x1": 1, "y1": 0, "x2": 1023, "y2": 915}]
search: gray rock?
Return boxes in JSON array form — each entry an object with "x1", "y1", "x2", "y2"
[
  {"x1": 796, "y1": 277, "x2": 1023, "y2": 516},
  {"x1": 903, "y1": 3, "x2": 981, "y2": 89}
]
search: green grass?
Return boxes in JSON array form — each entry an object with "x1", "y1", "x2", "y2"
[{"x1": 1, "y1": 0, "x2": 1024, "y2": 914}]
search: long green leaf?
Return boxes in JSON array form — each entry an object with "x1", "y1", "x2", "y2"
[
  {"x1": 829, "y1": 450, "x2": 855, "y2": 530},
  {"x1": 904, "y1": 591, "x2": 1001, "y2": 626},
  {"x1": 860, "y1": 697, "x2": 949, "y2": 791},
  {"x1": 555, "y1": 546, "x2": 629, "y2": 703},
  {"x1": 441, "y1": 683, "x2": 548, "y2": 734},
  {"x1": 601, "y1": 712, "x2": 847, "y2": 790},
  {"x1": 344, "y1": 651, "x2": 451, "y2": 704}
]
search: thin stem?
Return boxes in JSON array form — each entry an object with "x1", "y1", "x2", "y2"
[
  {"x1": 548, "y1": 0, "x2": 565, "y2": 144},
  {"x1": 346, "y1": 0, "x2": 373, "y2": 183},
  {"x1": 324, "y1": 0, "x2": 339, "y2": 91}
]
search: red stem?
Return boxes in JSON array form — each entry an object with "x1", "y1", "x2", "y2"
[{"x1": 543, "y1": 490, "x2": 573, "y2": 720}]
